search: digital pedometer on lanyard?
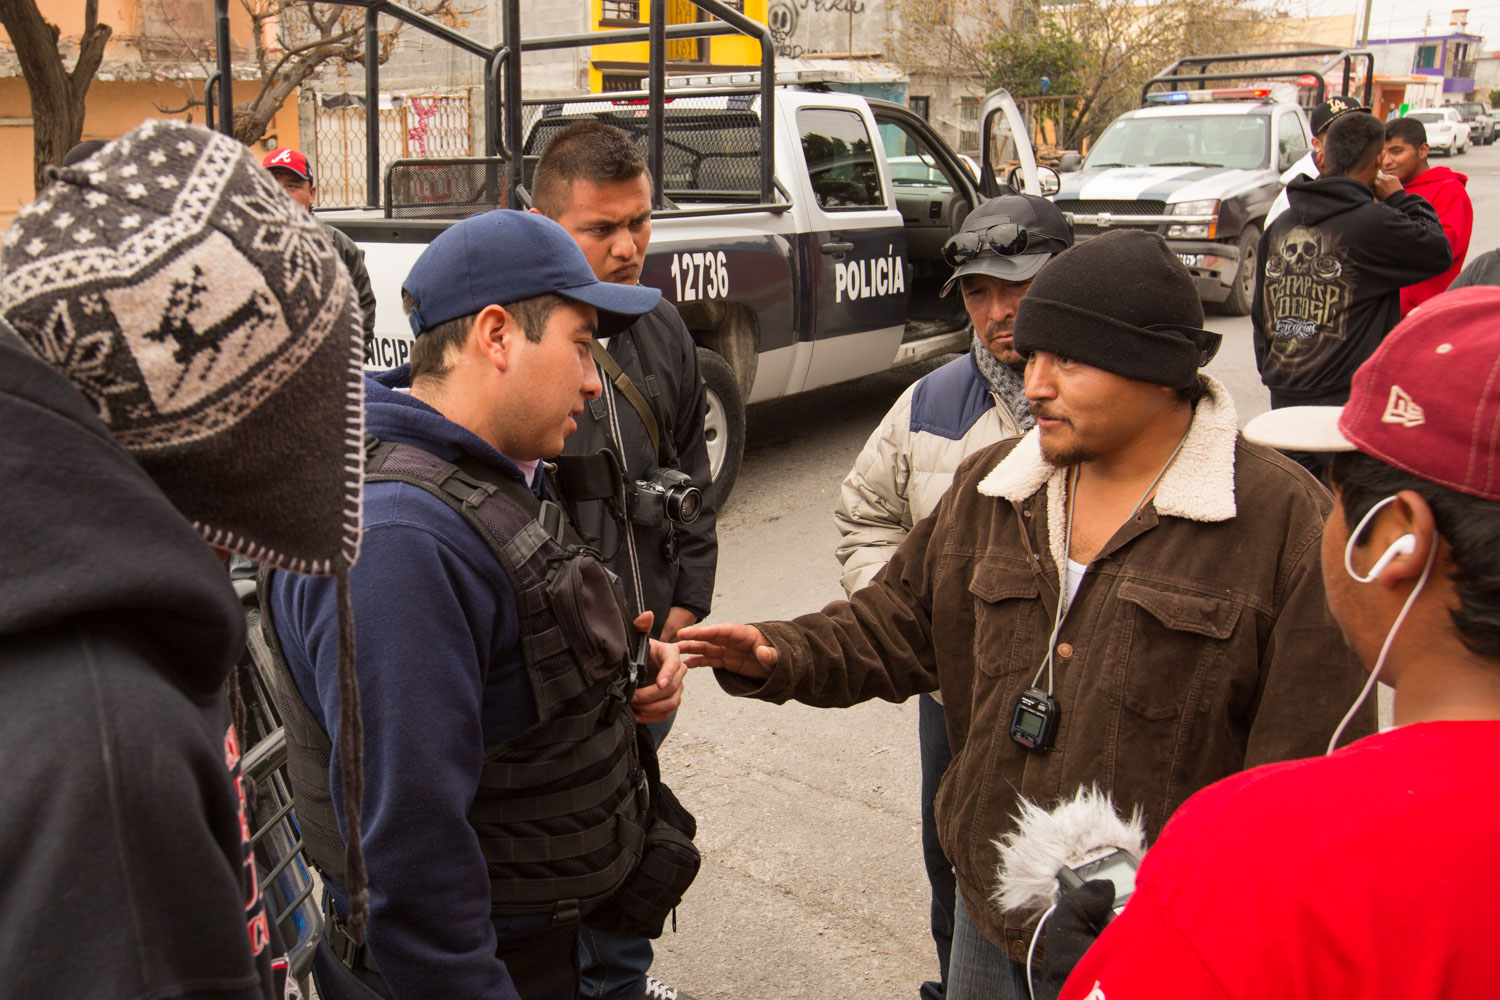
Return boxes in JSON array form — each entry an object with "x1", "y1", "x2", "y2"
[{"x1": 1010, "y1": 686, "x2": 1060, "y2": 752}]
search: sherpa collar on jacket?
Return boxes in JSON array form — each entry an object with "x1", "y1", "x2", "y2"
[{"x1": 977, "y1": 375, "x2": 1240, "y2": 581}]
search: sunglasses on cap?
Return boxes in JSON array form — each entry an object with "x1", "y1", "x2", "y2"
[{"x1": 942, "y1": 224, "x2": 1070, "y2": 268}]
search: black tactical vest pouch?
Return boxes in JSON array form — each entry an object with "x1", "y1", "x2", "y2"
[{"x1": 586, "y1": 724, "x2": 701, "y2": 938}]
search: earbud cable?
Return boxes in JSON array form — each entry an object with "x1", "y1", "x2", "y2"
[{"x1": 1326, "y1": 535, "x2": 1437, "y2": 754}]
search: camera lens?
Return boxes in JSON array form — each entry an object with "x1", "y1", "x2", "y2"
[{"x1": 664, "y1": 485, "x2": 703, "y2": 524}]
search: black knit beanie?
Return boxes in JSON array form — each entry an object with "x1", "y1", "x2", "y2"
[{"x1": 1014, "y1": 230, "x2": 1211, "y2": 389}]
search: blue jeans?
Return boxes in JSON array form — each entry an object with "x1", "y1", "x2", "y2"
[
  {"x1": 579, "y1": 714, "x2": 676, "y2": 999},
  {"x1": 947, "y1": 892, "x2": 1028, "y2": 1000},
  {"x1": 919, "y1": 693, "x2": 957, "y2": 1000}
]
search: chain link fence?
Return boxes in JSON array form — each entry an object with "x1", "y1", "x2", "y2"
[{"x1": 311, "y1": 92, "x2": 473, "y2": 207}]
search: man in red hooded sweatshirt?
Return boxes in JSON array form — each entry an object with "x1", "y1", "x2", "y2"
[{"x1": 1384, "y1": 116, "x2": 1473, "y2": 315}]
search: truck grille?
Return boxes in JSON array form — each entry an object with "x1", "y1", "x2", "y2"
[{"x1": 1061, "y1": 199, "x2": 1168, "y2": 238}]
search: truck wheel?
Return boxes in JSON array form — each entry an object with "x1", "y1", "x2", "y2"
[
  {"x1": 1221, "y1": 224, "x2": 1259, "y2": 317},
  {"x1": 697, "y1": 346, "x2": 745, "y2": 509}
]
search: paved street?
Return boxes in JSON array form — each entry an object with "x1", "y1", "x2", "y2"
[{"x1": 650, "y1": 142, "x2": 1500, "y2": 999}]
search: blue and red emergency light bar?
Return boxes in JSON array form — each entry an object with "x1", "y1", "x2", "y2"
[{"x1": 1145, "y1": 88, "x2": 1273, "y2": 104}]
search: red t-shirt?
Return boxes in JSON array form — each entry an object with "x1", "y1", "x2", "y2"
[
  {"x1": 1061, "y1": 721, "x2": 1500, "y2": 1000},
  {"x1": 1401, "y1": 167, "x2": 1473, "y2": 316}
]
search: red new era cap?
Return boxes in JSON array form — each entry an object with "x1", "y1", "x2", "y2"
[
  {"x1": 261, "y1": 146, "x2": 311, "y2": 181},
  {"x1": 1245, "y1": 286, "x2": 1500, "y2": 501}
]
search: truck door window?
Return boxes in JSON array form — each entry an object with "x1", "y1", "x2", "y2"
[
  {"x1": 798, "y1": 108, "x2": 884, "y2": 210},
  {"x1": 878, "y1": 123, "x2": 956, "y2": 194},
  {"x1": 1278, "y1": 112, "x2": 1309, "y2": 165}
]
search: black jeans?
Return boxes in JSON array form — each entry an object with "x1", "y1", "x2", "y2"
[{"x1": 313, "y1": 922, "x2": 582, "y2": 1000}]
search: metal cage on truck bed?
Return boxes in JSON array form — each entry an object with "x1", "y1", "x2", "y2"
[{"x1": 210, "y1": 0, "x2": 781, "y2": 221}]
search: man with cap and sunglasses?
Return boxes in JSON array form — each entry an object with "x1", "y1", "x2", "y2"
[
  {"x1": 262, "y1": 147, "x2": 378, "y2": 357},
  {"x1": 833, "y1": 193, "x2": 1071, "y2": 1000},
  {"x1": 1266, "y1": 96, "x2": 1368, "y2": 227},
  {"x1": 1054, "y1": 285, "x2": 1500, "y2": 1000},
  {"x1": 263, "y1": 209, "x2": 688, "y2": 1000},
  {"x1": 677, "y1": 229, "x2": 1369, "y2": 1000}
]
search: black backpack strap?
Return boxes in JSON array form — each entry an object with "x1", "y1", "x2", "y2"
[
  {"x1": 249, "y1": 564, "x2": 351, "y2": 885},
  {"x1": 365, "y1": 438, "x2": 631, "y2": 724}
]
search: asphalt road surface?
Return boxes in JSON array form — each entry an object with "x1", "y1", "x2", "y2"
[{"x1": 649, "y1": 143, "x2": 1500, "y2": 1000}]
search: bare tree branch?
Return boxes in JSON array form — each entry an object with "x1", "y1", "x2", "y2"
[
  {"x1": 0, "y1": 0, "x2": 113, "y2": 191},
  {"x1": 137, "y1": 0, "x2": 471, "y2": 146}
]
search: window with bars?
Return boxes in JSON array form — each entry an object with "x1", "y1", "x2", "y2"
[
  {"x1": 909, "y1": 96, "x2": 930, "y2": 121},
  {"x1": 959, "y1": 97, "x2": 979, "y2": 153},
  {"x1": 602, "y1": 0, "x2": 640, "y2": 22}
]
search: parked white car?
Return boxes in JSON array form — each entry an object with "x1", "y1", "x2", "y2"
[{"x1": 1406, "y1": 107, "x2": 1470, "y2": 156}]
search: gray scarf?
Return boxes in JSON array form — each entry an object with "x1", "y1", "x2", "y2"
[{"x1": 971, "y1": 332, "x2": 1035, "y2": 431}]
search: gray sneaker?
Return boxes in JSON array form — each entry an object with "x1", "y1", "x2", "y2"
[{"x1": 639, "y1": 976, "x2": 699, "y2": 1000}]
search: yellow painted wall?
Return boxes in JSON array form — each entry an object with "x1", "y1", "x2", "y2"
[
  {"x1": 0, "y1": 77, "x2": 301, "y2": 226},
  {"x1": 589, "y1": 0, "x2": 770, "y2": 92}
]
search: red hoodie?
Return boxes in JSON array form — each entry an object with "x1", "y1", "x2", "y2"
[{"x1": 1401, "y1": 165, "x2": 1472, "y2": 315}]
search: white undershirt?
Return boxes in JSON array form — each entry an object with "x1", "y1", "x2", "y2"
[
  {"x1": 1065, "y1": 558, "x2": 1088, "y2": 608},
  {"x1": 513, "y1": 458, "x2": 540, "y2": 487}
]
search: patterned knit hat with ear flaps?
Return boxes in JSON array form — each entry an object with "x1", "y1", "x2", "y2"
[{"x1": 0, "y1": 119, "x2": 372, "y2": 940}]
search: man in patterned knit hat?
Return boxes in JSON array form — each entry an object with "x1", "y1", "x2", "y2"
[{"x1": 0, "y1": 119, "x2": 366, "y2": 999}]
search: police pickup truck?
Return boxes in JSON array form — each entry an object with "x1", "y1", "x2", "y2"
[
  {"x1": 1051, "y1": 48, "x2": 1372, "y2": 316},
  {"x1": 339, "y1": 81, "x2": 1048, "y2": 502}
]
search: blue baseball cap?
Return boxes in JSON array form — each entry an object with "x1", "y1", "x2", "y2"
[{"x1": 401, "y1": 209, "x2": 660, "y2": 338}]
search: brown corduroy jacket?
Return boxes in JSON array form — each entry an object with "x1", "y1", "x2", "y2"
[{"x1": 716, "y1": 379, "x2": 1373, "y2": 959}]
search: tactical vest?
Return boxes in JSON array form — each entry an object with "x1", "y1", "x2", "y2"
[{"x1": 252, "y1": 437, "x2": 647, "y2": 925}]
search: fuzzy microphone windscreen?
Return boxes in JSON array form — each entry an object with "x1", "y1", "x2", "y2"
[{"x1": 992, "y1": 785, "x2": 1146, "y2": 919}]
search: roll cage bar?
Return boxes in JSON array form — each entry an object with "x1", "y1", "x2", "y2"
[
  {"x1": 1141, "y1": 47, "x2": 1375, "y2": 108},
  {"x1": 209, "y1": 0, "x2": 777, "y2": 212}
]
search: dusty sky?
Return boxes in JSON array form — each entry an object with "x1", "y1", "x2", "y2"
[{"x1": 1289, "y1": 0, "x2": 1496, "y2": 48}]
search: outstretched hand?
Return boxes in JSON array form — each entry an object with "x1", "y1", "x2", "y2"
[
  {"x1": 674, "y1": 622, "x2": 779, "y2": 681},
  {"x1": 630, "y1": 611, "x2": 684, "y2": 724}
]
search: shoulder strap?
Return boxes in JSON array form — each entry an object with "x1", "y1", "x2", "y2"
[{"x1": 591, "y1": 339, "x2": 661, "y2": 461}]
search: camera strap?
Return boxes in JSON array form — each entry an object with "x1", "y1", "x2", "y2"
[{"x1": 591, "y1": 340, "x2": 662, "y2": 464}]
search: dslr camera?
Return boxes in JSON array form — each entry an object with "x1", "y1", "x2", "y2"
[{"x1": 630, "y1": 468, "x2": 703, "y2": 528}]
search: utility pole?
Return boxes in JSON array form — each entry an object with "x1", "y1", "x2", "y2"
[{"x1": 1359, "y1": 0, "x2": 1373, "y2": 45}]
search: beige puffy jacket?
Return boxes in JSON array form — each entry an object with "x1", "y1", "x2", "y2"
[{"x1": 835, "y1": 352, "x2": 1026, "y2": 596}]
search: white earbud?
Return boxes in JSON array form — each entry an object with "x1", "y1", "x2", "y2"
[{"x1": 1344, "y1": 495, "x2": 1417, "y2": 583}]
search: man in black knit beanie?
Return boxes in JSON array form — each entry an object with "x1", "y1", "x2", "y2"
[{"x1": 678, "y1": 228, "x2": 1371, "y2": 1000}]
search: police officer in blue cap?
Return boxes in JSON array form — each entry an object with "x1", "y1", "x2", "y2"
[{"x1": 263, "y1": 210, "x2": 691, "y2": 1000}]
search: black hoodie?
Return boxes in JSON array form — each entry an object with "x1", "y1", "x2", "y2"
[
  {"x1": 0, "y1": 337, "x2": 283, "y2": 999},
  {"x1": 1252, "y1": 175, "x2": 1452, "y2": 405}
]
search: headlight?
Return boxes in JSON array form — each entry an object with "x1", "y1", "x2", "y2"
[{"x1": 1167, "y1": 199, "x2": 1219, "y2": 240}]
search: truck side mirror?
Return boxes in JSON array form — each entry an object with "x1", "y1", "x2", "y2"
[
  {"x1": 1037, "y1": 166, "x2": 1061, "y2": 197},
  {"x1": 1059, "y1": 152, "x2": 1082, "y2": 172}
]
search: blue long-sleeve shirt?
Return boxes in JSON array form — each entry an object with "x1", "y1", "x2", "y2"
[{"x1": 268, "y1": 367, "x2": 548, "y2": 1000}]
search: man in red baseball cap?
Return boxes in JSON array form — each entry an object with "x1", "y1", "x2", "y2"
[
  {"x1": 1050, "y1": 286, "x2": 1500, "y2": 1000},
  {"x1": 262, "y1": 147, "x2": 378, "y2": 356}
]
